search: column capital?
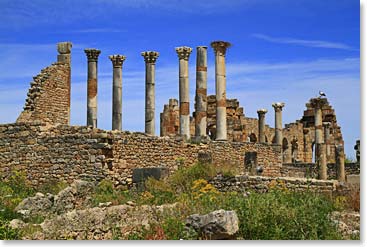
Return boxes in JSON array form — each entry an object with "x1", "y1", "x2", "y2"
[
  {"x1": 210, "y1": 41, "x2": 231, "y2": 56},
  {"x1": 109, "y1": 54, "x2": 126, "y2": 67},
  {"x1": 141, "y1": 51, "x2": 159, "y2": 64},
  {"x1": 257, "y1": 108, "x2": 268, "y2": 115},
  {"x1": 272, "y1": 102, "x2": 285, "y2": 112},
  {"x1": 310, "y1": 97, "x2": 327, "y2": 109},
  {"x1": 323, "y1": 122, "x2": 331, "y2": 128},
  {"x1": 175, "y1": 46, "x2": 193, "y2": 60},
  {"x1": 57, "y1": 42, "x2": 72, "y2": 54},
  {"x1": 84, "y1": 48, "x2": 101, "y2": 62}
]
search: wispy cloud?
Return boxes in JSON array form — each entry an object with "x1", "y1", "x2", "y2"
[
  {"x1": 251, "y1": 33, "x2": 357, "y2": 51},
  {"x1": 0, "y1": 56, "x2": 360, "y2": 156},
  {"x1": 70, "y1": 28, "x2": 126, "y2": 33}
]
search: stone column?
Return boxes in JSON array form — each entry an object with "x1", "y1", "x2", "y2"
[
  {"x1": 84, "y1": 48, "x2": 101, "y2": 128},
  {"x1": 272, "y1": 102, "x2": 285, "y2": 145},
  {"x1": 109, "y1": 55, "x2": 126, "y2": 131},
  {"x1": 335, "y1": 144, "x2": 345, "y2": 182},
  {"x1": 175, "y1": 46, "x2": 192, "y2": 140},
  {"x1": 57, "y1": 42, "x2": 72, "y2": 124},
  {"x1": 323, "y1": 122, "x2": 331, "y2": 159},
  {"x1": 211, "y1": 41, "x2": 231, "y2": 141},
  {"x1": 141, "y1": 51, "x2": 159, "y2": 135},
  {"x1": 257, "y1": 109, "x2": 268, "y2": 143},
  {"x1": 195, "y1": 46, "x2": 208, "y2": 138},
  {"x1": 57, "y1": 42, "x2": 72, "y2": 64},
  {"x1": 310, "y1": 98, "x2": 327, "y2": 179}
]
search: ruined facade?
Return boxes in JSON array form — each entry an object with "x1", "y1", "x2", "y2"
[
  {"x1": 0, "y1": 40, "x2": 355, "y2": 187},
  {"x1": 161, "y1": 96, "x2": 344, "y2": 166}
]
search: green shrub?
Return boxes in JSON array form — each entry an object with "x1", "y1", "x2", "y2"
[{"x1": 0, "y1": 218, "x2": 21, "y2": 240}]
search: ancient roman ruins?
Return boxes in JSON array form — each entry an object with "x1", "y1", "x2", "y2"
[{"x1": 0, "y1": 41, "x2": 360, "y2": 190}]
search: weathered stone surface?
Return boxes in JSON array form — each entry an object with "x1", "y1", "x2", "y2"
[
  {"x1": 9, "y1": 219, "x2": 27, "y2": 230},
  {"x1": 132, "y1": 167, "x2": 169, "y2": 183},
  {"x1": 37, "y1": 203, "x2": 179, "y2": 240},
  {"x1": 185, "y1": 209, "x2": 239, "y2": 240},
  {"x1": 15, "y1": 180, "x2": 95, "y2": 219}
]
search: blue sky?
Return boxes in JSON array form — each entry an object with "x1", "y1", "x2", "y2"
[{"x1": 0, "y1": 0, "x2": 360, "y2": 158}]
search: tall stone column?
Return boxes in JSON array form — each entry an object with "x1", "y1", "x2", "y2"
[
  {"x1": 257, "y1": 109, "x2": 268, "y2": 143},
  {"x1": 84, "y1": 48, "x2": 101, "y2": 128},
  {"x1": 211, "y1": 41, "x2": 231, "y2": 141},
  {"x1": 175, "y1": 46, "x2": 193, "y2": 140},
  {"x1": 323, "y1": 122, "x2": 331, "y2": 159},
  {"x1": 335, "y1": 144, "x2": 345, "y2": 182},
  {"x1": 57, "y1": 42, "x2": 72, "y2": 124},
  {"x1": 109, "y1": 55, "x2": 126, "y2": 131},
  {"x1": 195, "y1": 46, "x2": 208, "y2": 138},
  {"x1": 272, "y1": 102, "x2": 285, "y2": 145},
  {"x1": 310, "y1": 98, "x2": 327, "y2": 179},
  {"x1": 141, "y1": 51, "x2": 159, "y2": 135}
]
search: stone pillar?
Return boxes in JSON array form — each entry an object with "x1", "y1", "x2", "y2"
[
  {"x1": 175, "y1": 46, "x2": 193, "y2": 140},
  {"x1": 211, "y1": 41, "x2": 231, "y2": 141},
  {"x1": 57, "y1": 42, "x2": 72, "y2": 124},
  {"x1": 335, "y1": 144, "x2": 345, "y2": 182},
  {"x1": 57, "y1": 42, "x2": 72, "y2": 64},
  {"x1": 257, "y1": 109, "x2": 268, "y2": 143},
  {"x1": 84, "y1": 49, "x2": 101, "y2": 128},
  {"x1": 109, "y1": 55, "x2": 126, "y2": 131},
  {"x1": 272, "y1": 102, "x2": 285, "y2": 145},
  {"x1": 323, "y1": 122, "x2": 331, "y2": 158},
  {"x1": 310, "y1": 98, "x2": 327, "y2": 179},
  {"x1": 195, "y1": 46, "x2": 208, "y2": 138},
  {"x1": 141, "y1": 51, "x2": 159, "y2": 135}
]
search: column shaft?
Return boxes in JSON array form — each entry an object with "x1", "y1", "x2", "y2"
[
  {"x1": 257, "y1": 109, "x2": 267, "y2": 143},
  {"x1": 176, "y1": 47, "x2": 192, "y2": 140},
  {"x1": 195, "y1": 46, "x2": 208, "y2": 138},
  {"x1": 335, "y1": 145, "x2": 345, "y2": 182},
  {"x1": 272, "y1": 103, "x2": 285, "y2": 145},
  {"x1": 141, "y1": 51, "x2": 159, "y2": 135},
  {"x1": 211, "y1": 41, "x2": 231, "y2": 141},
  {"x1": 85, "y1": 49, "x2": 101, "y2": 128},
  {"x1": 145, "y1": 62, "x2": 155, "y2": 135},
  {"x1": 110, "y1": 55, "x2": 125, "y2": 131}
]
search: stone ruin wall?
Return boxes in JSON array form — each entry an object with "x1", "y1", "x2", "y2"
[
  {"x1": 161, "y1": 95, "x2": 345, "y2": 167},
  {"x1": 0, "y1": 122, "x2": 282, "y2": 187},
  {"x1": 16, "y1": 62, "x2": 71, "y2": 126}
]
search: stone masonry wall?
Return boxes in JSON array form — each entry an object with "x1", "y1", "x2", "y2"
[
  {"x1": 17, "y1": 62, "x2": 71, "y2": 126},
  {"x1": 0, "y1": 123, "x2": 282, "y2": 187},
  {"x1": 280, "y1": 162, "x2": 360, "y2": 180},
  {"x1": 210, "y1": 175, "x2": 350, "y2": 198}
]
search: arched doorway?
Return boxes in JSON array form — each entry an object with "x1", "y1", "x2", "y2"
[{"x1": 249, "y1": 133, "x2": 257, "y2": 143}]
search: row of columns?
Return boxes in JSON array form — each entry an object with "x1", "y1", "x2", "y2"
[
  {"x1": 256, "y1": 100, "x2": 345, "y2": 182},
  {"x1": 82, "y1": 42, "x2": 230, "y2": 141}
]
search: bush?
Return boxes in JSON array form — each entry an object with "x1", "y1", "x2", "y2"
[{"x1": 0, "y1": 218, "x2": 21, "y2": 240}]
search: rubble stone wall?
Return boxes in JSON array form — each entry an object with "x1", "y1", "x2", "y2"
[
  {"x1": 17, "y1": 62, "x2": 71, "y2": 126},
  {"x1": 280, "y1": 162, "x2": 360, "y2": 180},
  {"x1": 210, "y1": 175, "x2": 350, "y2": 197},
  {"x1": 0, "y1": 123, "x2": 282, "y2": 186}
]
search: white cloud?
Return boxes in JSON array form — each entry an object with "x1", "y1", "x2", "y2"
[{"x1": 251, "y1": 33, "x2": 357, "y2": 51}]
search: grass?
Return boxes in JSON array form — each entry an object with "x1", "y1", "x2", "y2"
[{"x1": 0, "y1": 163, "x2": 358, "y2": 240}]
